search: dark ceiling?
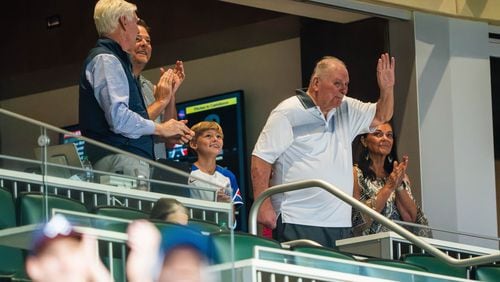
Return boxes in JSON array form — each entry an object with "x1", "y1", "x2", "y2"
[{"x1": 1, "y1": 0, "x2": 295, "y2": 101}]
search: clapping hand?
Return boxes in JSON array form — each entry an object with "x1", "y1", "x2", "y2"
[
  {"x1": 154, "y1": 68, "x2": 174, "y2": 105},
  {"x1": 387, "y1": 155, "x2": 408, "y2": 191},
  {"x1": 158, "y1": 60, "x2": 185, "y2": 95},
  {"x1": 172, "y1": 60, "x2": 185, "y2": 93},
  {"x1": 156, "y1": 119, "x2": 194, "y2": 145}
]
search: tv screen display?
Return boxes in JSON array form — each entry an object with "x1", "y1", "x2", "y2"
[{"x1": 168, "y1": 90, "x2": 247, "y2": 186}]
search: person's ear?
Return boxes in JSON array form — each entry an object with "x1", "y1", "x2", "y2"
[
  {"x1": 360, "y1": 136, "x2": 367, "y2": 147},
  {"x1": 119, "y1": 16, "x2": 127, "y2": 31},
  {"x1": 189, "y1": 140, "x2": 197, "y2": 150},
  {"x1": 312, "y1": 76, "x2": 320, "y2": 90}
]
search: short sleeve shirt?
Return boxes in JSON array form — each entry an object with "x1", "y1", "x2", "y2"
[
  {"x1": 252, "y1": 89, "x2": 376, "y2": 227},
  {"x1": 188, "y1": 164, "x2": 243, "y2": 207},
  {"x1": 139, "y1": 75, "x2": 167, "y2": 160}
]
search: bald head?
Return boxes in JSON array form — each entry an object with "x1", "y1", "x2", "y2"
[{"x1": 309, "y1": 56, "x2": 347, "y2": 85}]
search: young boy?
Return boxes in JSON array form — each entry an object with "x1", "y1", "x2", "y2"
[{"x1": 187, "y1": 121, "x2": 243, "y2": 208}]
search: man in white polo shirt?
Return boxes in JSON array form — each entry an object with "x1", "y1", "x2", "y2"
[{"x1": 252, "y1": 54, "x2": 395, "y2": 247}]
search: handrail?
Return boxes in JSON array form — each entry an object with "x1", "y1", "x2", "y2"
[
  {"x1": 281, "y1": 239, "x2": 322, "y2": 248},
  {"x1": 393, "y1": 220, "x2": 500, "y2": 242},
  {"x1": 0, "y1": 168, "x2": 231, "y2": 212},
  {"x1": 0, "y1": 153, "x2": 219, "y2": 193},
  {"x1": 0, "y1": 108, "x2": 224, "y2": 190},
  {"x1": 248, "y1": 179, "x2": 500, "y2": 267}
]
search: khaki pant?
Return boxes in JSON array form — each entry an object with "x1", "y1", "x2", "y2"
[{"x1": 94, "y1": 154, "x2": 150, "y2": 190}]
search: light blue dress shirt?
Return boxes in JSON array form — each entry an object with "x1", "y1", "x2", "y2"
[{"x1": 85, "y1": 54, "x2": 155, "y2": 139}]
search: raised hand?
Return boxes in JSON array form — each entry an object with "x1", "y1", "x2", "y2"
[
  {"x1": 154, "y1": 68, "x2": 174, "y2": 106},
  {"x1": 81, "y1": 234, "x2": 113, "y2": 282},
  {"x1": 172, "y1": 60, "x2": 185, "y2": 94},
  {"x1": 376, "y1": 53, "x2": 395, "y2": 91},
  {"x1": 126, "y1": 220, "x2": 161, "y2": 282}
]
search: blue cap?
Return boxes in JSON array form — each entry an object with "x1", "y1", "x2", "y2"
[
  {"x1": 160, "y1": 224, "x2": 213, "y2": 262},
  {"x1": 30, "y1": 214, "x2": 81, "y2": 255}
]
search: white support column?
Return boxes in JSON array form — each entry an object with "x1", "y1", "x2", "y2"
[{"x1": 414, "y1": 12, "x2": 497, "y2": 247}]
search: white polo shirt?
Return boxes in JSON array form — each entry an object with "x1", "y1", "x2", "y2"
[{"x1": 252, "y1": 90, "x2": 376, "y2": 227}]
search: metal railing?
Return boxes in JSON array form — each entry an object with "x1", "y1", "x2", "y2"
[
  {"x1": 0, "y1": 108, "x2": 226, "y2": 193},
  {"x1": 0, "y1": 107, "x2": 233, "y2": 224},
  {"x1": 248, "y1": 179, "x2": 500, "y2": 267},
  {"x1": 0, "y1": 168, "x2": 232, "y2": 224}
]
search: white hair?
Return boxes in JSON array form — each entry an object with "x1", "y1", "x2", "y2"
[
  {"x1": 311, "y1": 56, "x2": 346, "y2": 80},
  {"x1": 94, "y1": 0, "x2": 137, "y2": 36}
]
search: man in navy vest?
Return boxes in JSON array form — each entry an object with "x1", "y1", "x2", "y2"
[{"x1": 79, "y1": 0, "x2": 194, "y2": 183}]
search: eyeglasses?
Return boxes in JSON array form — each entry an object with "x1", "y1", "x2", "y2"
[
  {"x1": 371, "y1": 130, "x2": 393, "y2": 139},
  {"x1": 136, "y1": 35, "x2": 151, "y2": 45}
]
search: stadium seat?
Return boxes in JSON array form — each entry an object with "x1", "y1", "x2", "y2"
[
  {"x1": 0, "y1": 188, "x2": 26, "y2": 279},
  {"x1": 211, "y1": 231, "x2": 282, "y2": 264},
  {"x1": 92, "y1": 206, "x2": 148, "y2": 233},
  {"x1": 93, "y1": 205, "x2": 149, "y2": 220},
  {"x1": 401, "y1": 253, "x2": 468, "y2": 278},
  {"x1": 292, "y1": 245, "x2": 359, "y2": 275},
  {"x1": 293, "y1": 245, "x2": 356, "y2": 261},
  {"x1": 0, "y1": 188, "x2": 16, "y2": 229},
  {"x1": 473, "y1": 264, "x2": 500, "y2": 281},
  {"x1": 17, "y1": 192, "x2": 88, "y2": 226},
  {"x1": 188, "y1": 218, "x2": 224, "y2": 234},
  {"x1": 17, "y1": 191, "x2": 91, "y2": 280},
  {"x1": 364, "y1": 258, "x2": 427, "y2": 272},
  {"x1": 361, "y1": 258, "x2": 428, "y2": 280}
]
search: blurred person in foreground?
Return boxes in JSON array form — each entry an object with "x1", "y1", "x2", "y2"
[
  {"x1": 352, "y1": 122, "x2": 431, "y2": 237},
  {"x1": 127, "y1": 220, "x2": 213, "y2": 282},
  {"x1": 79, "y1": 0, "x2": 193, "y2": 181},
  {"x1": 252, "y1": 54, "x2": 395, "y2": 247},
  {"x1": 25, "y1": 214, "x2": 111, "y2": 282}
]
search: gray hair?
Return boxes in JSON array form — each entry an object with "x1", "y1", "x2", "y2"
[
  {"x1": 310, "y1": 56, "x2": 347, "y2": 81},
  {"x1": 94, "y1": 0, "x2": 137, "y2": 36}
]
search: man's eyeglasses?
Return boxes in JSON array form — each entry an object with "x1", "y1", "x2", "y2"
[{"x1": 136, "y1": 35, "x2": 151, "y2": 45}]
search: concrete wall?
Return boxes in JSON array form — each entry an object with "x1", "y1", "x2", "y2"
[
  {"x1": 388, "y1": 19, "x2": 422, "y2": 204},
  {"x1": 414, "y1": 12, "x2": 497, "y2": 247}
]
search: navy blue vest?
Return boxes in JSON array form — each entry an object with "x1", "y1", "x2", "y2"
[{"x1": 79, "y1": 38, "x2": 154, "y2": 162}]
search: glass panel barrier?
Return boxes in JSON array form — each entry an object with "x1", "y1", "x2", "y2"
[
  {"x1": 255, "y1": 247, "x2": 471, "y2": 282},
  {"x1": 393, "y1": 220, "x2": 500, "y2": 252},
  {"x1": 0, "y1": 108, "x2": 236, "y2": 280}
]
